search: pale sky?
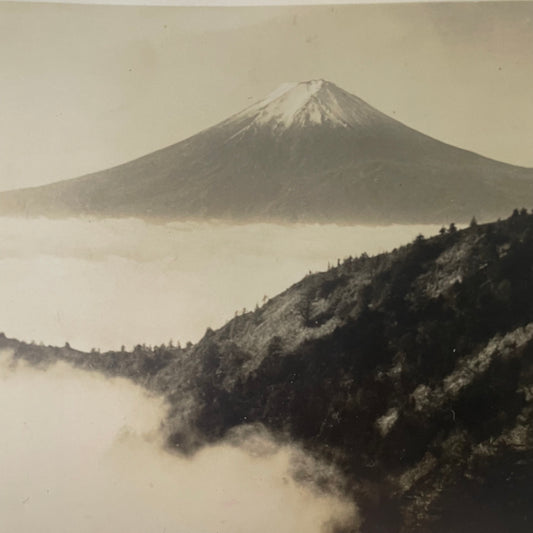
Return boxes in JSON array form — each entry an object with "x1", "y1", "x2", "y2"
[{"x1": 1, "y1": 1, "x2": 532, "y2": 191}]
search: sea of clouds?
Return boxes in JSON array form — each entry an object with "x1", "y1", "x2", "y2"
[{"x1": 0, "y1": 217, "x2": 441, "y2": 351}]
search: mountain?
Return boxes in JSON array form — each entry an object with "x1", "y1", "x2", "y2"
[
  {"x1": 1, "y1": 79, "x2": 533, "y2": 223},
  {"x1": 4, "y1": 211, "x2": 533, "y2": 532}
]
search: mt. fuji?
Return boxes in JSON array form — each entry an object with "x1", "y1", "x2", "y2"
[{"x1": 1, "y1": 79, "x2": 532, "y2": 223}]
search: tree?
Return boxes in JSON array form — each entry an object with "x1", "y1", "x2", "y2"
[{"x1": 296, "y1": 289, "x2": 314, "y2": 327}]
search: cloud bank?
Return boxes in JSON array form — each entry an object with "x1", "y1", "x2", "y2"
[
  {"x1": 0, "y1": 352, "x2": 357, "y2": 533},
  {"x1": 0, "y1": 217, "x2": 441, "y2": 350}
]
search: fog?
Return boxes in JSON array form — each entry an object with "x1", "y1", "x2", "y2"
[
  {"x1": 0, "y1": 217, "x2": 441, "y2": 350},
  {"x1": 0, "y1": 351, "x2": 357, "y2": 533}
]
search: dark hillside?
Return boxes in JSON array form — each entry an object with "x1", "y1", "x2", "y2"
[{"x1": 3, "y1": 211, "x2": 533, "y2": 532}]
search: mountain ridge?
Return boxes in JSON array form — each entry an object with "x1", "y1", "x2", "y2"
[{"x1": 1, "y1": 80, "x2": 532, "y2": 223}]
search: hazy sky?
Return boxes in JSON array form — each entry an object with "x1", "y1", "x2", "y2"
[{"x1": 1, "y1": 1, "x2": 533, "y2": 190}]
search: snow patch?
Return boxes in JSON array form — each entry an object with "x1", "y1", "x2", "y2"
[
  {"x1": 230, "y1": 79, "x2": 386, "y2": 136},
  {"x1": 376, "y1": 407, "x2": 399, "y2": 436},
  {"x1": 260, "y1": 82, "x2": 299, "y2": 106},
  {"x1": 253, "y1": 80, "x2": 330, "y2": 128}
]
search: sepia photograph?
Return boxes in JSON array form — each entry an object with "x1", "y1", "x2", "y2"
[{"x1": 0, "y1": 1, "x2": 532, "y2": 532}]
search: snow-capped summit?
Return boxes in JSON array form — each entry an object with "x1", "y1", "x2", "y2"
[{"x1": 232, "y1": 79, "x2": 388, "y2": 133}]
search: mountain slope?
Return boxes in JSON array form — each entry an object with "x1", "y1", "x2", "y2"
[
  {"x1": 1, "y1": 80, "x2": 533, "y2": 223},
  {"x1": 4, "y1": 211, "x2": 533, "y2": 532}
]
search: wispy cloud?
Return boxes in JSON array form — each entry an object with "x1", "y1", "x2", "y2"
[{"x1": 0, "y1": 352, "x2": 357, "y2": 533}]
